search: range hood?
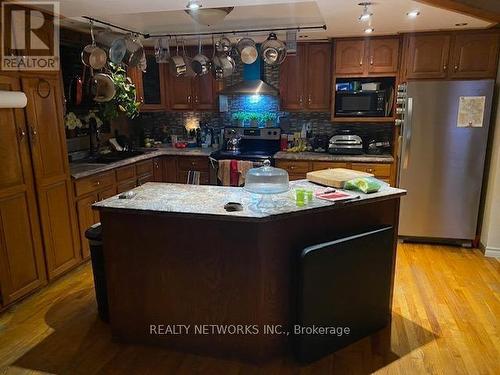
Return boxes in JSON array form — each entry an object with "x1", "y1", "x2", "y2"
[{"x1": 219, "y1": 56, "x2": 279, "y2": 96}]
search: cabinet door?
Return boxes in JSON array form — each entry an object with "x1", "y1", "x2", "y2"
[
  {"x1": 163, "y1": 157, "x2": 178, "y2": 183},
  {"x1": 22, "y1": 76, "x2": 81, "y2": 279},
  {"x1": 169, "y1": 75, "x2": 193, "y2": 110},
  {"x1": 76, "y1": 193, "x2": 99, "y2": 260},
  {"x1": 449, "y1": 33, "x2": 499, "y2": 79},
  {"x1": 305, "y1": 43, "x2": 332, "y2": 111},
  {"x1": 405, "y1": 34, "x2": 451, "y2": 79},
  {"x1": 368, "y1": 38, "x2": 400, "y2": 74},
  {"x1": 153, "y1": 157, "x2": 164, "y2": 181},
  {"x1": 280, "y1": 45, "x2": 306, "y2": 110},
  {"x1": 193, "y1": 74, "x2": 217, "y2": 110},
  {"x1": 0, "y1": 76, "x2": 46, "y2": 306},
  {"x1": 335, "y1": 40, "x2": 366, "y2": 75},
  {"x1": 141, "y1": 52, "x2": 168, "y2": 111}
]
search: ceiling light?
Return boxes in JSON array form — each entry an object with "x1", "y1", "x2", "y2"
[
  {"x1": 358, "y1": 2, "x2": 373, "y2": 21},
  {"x1": 185, "y1": 7, "x2": 233, "y2": 26},
  {"x1": 186, "y1": 0, "x2": 202, "y2": 9},
  {"x1": 364, "y1": 28, "x2": 374, "y2": 34},
  {"x1": 407, "y1": 10, "x2": 420, "y2": 18}
]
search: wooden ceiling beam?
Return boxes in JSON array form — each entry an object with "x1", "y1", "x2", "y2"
[{"x1": 415, "y1": 0, "x2": 500, "y2": 24}]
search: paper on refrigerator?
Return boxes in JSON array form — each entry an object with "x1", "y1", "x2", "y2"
[{"x1": 457, "y1": 96, "x2": 486, "y2": 128}]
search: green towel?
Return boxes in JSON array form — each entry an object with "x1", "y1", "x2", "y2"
[{"x1": 344, "y1": 177, "x2": 382, "y2": 194}]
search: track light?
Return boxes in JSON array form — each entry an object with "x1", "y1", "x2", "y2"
[
  {"x1": 407, "y1": 10, "x2": 420, "y2": 18},
  {"x1": 186, "y1": 0, "x2": 202, "y2": 10},
  {"x1": 358, "y1": 2, "x2": 372, "y2": 21}
]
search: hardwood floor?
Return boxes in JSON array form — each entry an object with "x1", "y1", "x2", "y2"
[{"x1": 0, "y1": 243, "x2": 498, "y2": 374}]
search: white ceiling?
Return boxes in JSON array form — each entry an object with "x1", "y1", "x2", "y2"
[{"x1": 58, "y1": 0, "x2": 493, "y2": 40}]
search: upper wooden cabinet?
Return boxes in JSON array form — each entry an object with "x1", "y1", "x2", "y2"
[
  {"x1": 335, "y1": 37, "x2": 400, "y2": 75},
  {"x1": 130, "y1": 50, "x2": 168, "y2": 112},
  {"x1": 280, "y1": 43, "x2": 332, "y2": 111},
  {"x1": 404, "y1": 34, "x2": 451, "y2": 79},
  {"x1": 335, "y1": 40, "x2": 366, "y2": 75},
  {"x1": 168, "y1": 72, "x2": 218, "y2": 111},
  {"x1": 449, "y1": 33, "x2": 499, "y2": 79},
  {"x1": 404, "y1": 31, "x2": 499, "y2": 80}
]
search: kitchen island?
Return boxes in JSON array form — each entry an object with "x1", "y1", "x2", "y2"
[{"x1": 93, "y1": 181, "x2": 405, "y2": 362}]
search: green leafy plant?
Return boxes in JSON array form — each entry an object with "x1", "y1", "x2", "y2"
[
  {"x1": 248, "y1": 113, "x2": 260, "y2": 121},
  {"x1": 99, "y1": 63, "x2": 141, "y2": 123},
  {"x1": 261, "y1": 113, "x2": 277, "y2": 122},
  {"x1": 232, "y1": 111, "x2": 249, "y2": 122}
]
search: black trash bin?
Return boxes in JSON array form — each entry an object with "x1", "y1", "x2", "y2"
[{"x1": 85, "y1": 223, "x2": 109, "y2": 322}]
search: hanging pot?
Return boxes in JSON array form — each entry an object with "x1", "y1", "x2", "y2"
[
  {"x1": 95, "y1": 29, "x2": 128, "y2": 64},
  {"x1": 236, "y1": 37, "x2": 258, "y2": 64},
  {"x1": 182, "y1": 40, "x2": 196, "y2": 78},
  {"x1": 81, "y1": 22, "x2": 107, "y2": 69},
  {"x1": 68, "y1": 74, "x2": 83, "y2": 106},
  {"x1": 260, "y1": 32, "x2": 287, "y2": 65},
  {"x1": 154, "y1": 37, "x2": 170, "y2": 63},
  {"x1": 211, "y1": 53, "x2": 235, "y2": 80},
  {"x1": 215, "y1": 36, "x2": 232, "y2": 54},
  {"x1": 191, "y1": 38, "x2": 210, "y2": 76},
  {"x1": 122, "y1": 35, "x2": 144, "y2": 68},
  {"x1": 91, "y1": 73, "x2": 116, "y2": 102},
  {"x1": 169, "y1": 38, "x2": 187, "y2": 77}
]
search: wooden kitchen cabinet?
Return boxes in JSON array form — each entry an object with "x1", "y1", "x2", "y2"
[
  {"x1": 130, "y1": 50, "x2": 168, "y2": 112},
  {"x1": 0, "y1": 75, "x2": 46, "y2": 307},
  {"x1": 275, "y1": 160, "x2": 311, "y2": 180},
  {"x1": 163, "y1": 157, "x2": 178, "y2": 183},
  {"x1": 449, "y1": 33, "x2": 499, "y2": 79},
  {"x1": 177, "y1": 156, "x2": 210, "y2": 184},
  {"x1": 169, "y1": 75, "x2": 193, "y2": 110},
  {"x1": 23, "y1": 76, "x2": 81, "y2": 280},
  {"x1": 335, "y1": 40, "x2": 366, "y2": 75},
  {"x1": 76, "y1": 193, "x2": 99, "y2": 259},
  {"x1": 404, "y1": 34, "x2": 451, "y2": 79},
  {"x1": 335, "y1": 37, "x2": 400, "y2": 75},
  {"x1": 153, "y1": 157, "x2": 164, "y2": 181},
  {"x1": 280, "y1": 43, "x2": 331, "y2": 111},
  {"x1": 368, "y1": 38, "x2": 400, "y2": 74},
  {"x1": 193, "y1": 73, "x2": 218, "y2": 110}
]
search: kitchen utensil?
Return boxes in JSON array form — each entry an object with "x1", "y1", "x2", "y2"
[
  {"x1": 244, "y1": 159, "x2": 289, "y2": 194},
  {"x1": 81, "y1": 22, "x2": 107, "y2": 69},
  {"x1": 169, "y1": 38, "x2": 187, "y2": 77},
  {"x1": 211, "y1": 53, "x2": 235, "y2": 80},
  {"x1": 260, "y1": 32, "x2": 287, "y2": 65},
  {"x1": 68, "y1": 74, "x2": 83, "y2": 106},
  {"x1": 306, "y1": 168, "x2": 373, "y2": 189},
  {"x1": 236, "y1": 37, "x2": 258, "y2": 64},
  {"x1": 191, "y1": 38, "x2": 210, "y2": 76},
  {"x1": 91, "y1": 73, "x2": 116, "y2": 102},
  {"x1": 154, "y1": 37, "x2": 170, "y2": 63},
  {"x1": 122, "y1": 35, "x2": 144, "y2": 68},
  {"x1": 182, "y1": 40, "x2": 196, "y2": 78},
  {"x1": 95, "y1": 29, "x2": 128, "y2": 64},
  {"x1": 328, "y1": 134, "x2": 364, "y2": 155},
  {"x1": 138, "y1": 50, "x2": 147, "y2": 73},
  {"x1": 215, "y1": 36, "x2": 232, "y2": 54}
]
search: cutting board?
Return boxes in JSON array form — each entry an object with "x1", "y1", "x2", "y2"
[{"x1": 306, "y1": 168, "x2": 374, "y2": 188}]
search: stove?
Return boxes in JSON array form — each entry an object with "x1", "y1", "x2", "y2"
[{"x1": 209, "y1": 127, "x2": 281, "y2": 184}]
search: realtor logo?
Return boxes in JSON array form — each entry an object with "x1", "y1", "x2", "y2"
[{"x1": 1, "y1": 1, "x2": 60, "y2": 71}]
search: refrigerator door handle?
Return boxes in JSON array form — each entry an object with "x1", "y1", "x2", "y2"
[{"x1": 402, "y1": 97, "x2": 413, "y2": 170}]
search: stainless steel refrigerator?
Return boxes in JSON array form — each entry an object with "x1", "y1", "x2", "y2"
[{"x1": 397, "y1": 80, "x2": 494, "y2": 244}]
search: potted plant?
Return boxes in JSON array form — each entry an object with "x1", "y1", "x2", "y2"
[
  {"x1": 232, "y1": 111, "x2": 247, "y2": 126},
  {"x1": 248, "y1": 112, "x2": 260, "y2": 127},
  {"x1": 64, "y1": 112, "x2": 82, "y2": 138},
  {"x1": 99, "y1": 63, "x2": 141, "y2": 124},
  {"x1": 262, "y1": 113, "x2": 277, "y2": 127}
]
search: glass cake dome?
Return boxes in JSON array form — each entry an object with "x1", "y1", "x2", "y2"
[{"x1": 244, "y1": 160, "x2": 289, "y2": 194}]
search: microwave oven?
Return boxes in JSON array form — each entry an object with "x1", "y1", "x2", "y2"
[{"x1": 335, "y1": 90, "x2": 386, "y2": 117}]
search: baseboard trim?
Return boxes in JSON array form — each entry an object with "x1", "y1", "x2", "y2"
[{"x1": 483, "y1": 245, "x2": 500, "y2": 258}]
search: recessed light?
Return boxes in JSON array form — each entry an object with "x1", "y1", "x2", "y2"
[
  {"x1": 186, "y1": 0, "x2": 202, "y2": 10},
  {"x1": 455, "y1": 22, "x2": 468, "y2": 26},
  {"x1": 364, "y1": 28, "x2": 374, "y2": 34},
  {"x1": 358, "y1": 2, "x2": 373, "y2": 21},
  {"x1": 407, "y1": 10, "x2": 420, "y2": 18}
]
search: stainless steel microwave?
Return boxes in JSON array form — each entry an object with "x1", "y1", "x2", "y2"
[{"x1": 335, "y1": 90, "x2": 386, "y2": 117}]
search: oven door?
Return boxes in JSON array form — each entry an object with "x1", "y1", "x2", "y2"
[{"x1": 335, "y1": 91, "x2": 385, "y2": 117}]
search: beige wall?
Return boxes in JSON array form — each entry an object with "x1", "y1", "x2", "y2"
[{"x1": 480, "y1": 61, "x2": 500, "y2": 258}]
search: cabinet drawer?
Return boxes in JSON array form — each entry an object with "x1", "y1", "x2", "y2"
[
  {"x1": 116, "y1": 165, "x2": 136, "y2": 182},
  {"x1": 276, "y1": 161, "x2": 310, "y2": 174},
  {"x1": 312, "y1": 162, "x2": 348, "y2": 171},
  {"x1": 177, "y1": 171, "x2": 210, "y2": 185},
  {"x1": 137, "y1": 173, "x2": 154, "y2": 186},
  {"x1": 74, "y1": 171, "x2": 115, "y2": 197},
  {"x1": 136, "y1": 160, "x2": 154, "y2": 176},
  {"x1": 178, "y1": 157, "x2": 209, "y2": 172},
  {"x1": 288, "y1": 173, "x2": 308, "y2": 181},
  {"x1": 117, "y1": 179, "x2": 137, "y2": 194},
  {"x1": 351, "y1": 163, "x2": 391, "y2": 178}
]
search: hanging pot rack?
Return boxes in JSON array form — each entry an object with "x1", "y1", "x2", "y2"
[{"x1": 81, "y1": 16, "x2": 327, "y2": 40}]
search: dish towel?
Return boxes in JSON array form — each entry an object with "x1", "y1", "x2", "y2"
[
  {"x1": 237, "y1": 160, "x2": 254, "y2": 186},
  {"x1": 217, "y1": 160, "x2": 232, "y2": 186},
  {"x1": 230, "y1": 160, "x2": 239, "y2": 187},
  {"x1": 187, "y1": 170, "x2": 200, "y2": 185}
]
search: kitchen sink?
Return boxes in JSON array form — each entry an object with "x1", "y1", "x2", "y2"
[{"x1": 85, "y1": 150, "x2": 145, "y2": 164}]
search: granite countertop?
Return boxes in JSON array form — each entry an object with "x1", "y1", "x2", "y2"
[
  {"x1": 93, "y1": 180, "x2": 406, "y2": 221},
  {"x1": 70, "y1": 146, "x2": 215, "y2": 179},
  {"x1": 274, "y1": 151, "x2": 394, "y2": 163}
]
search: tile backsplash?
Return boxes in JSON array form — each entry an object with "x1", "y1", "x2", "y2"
[{"x1": 130, "y1": 58, "x2": 394, "y2": 146}]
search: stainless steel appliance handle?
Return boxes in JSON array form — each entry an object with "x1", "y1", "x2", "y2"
[{"x1": 402, "y1": 97, "x2": 413, "y2": 170}]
